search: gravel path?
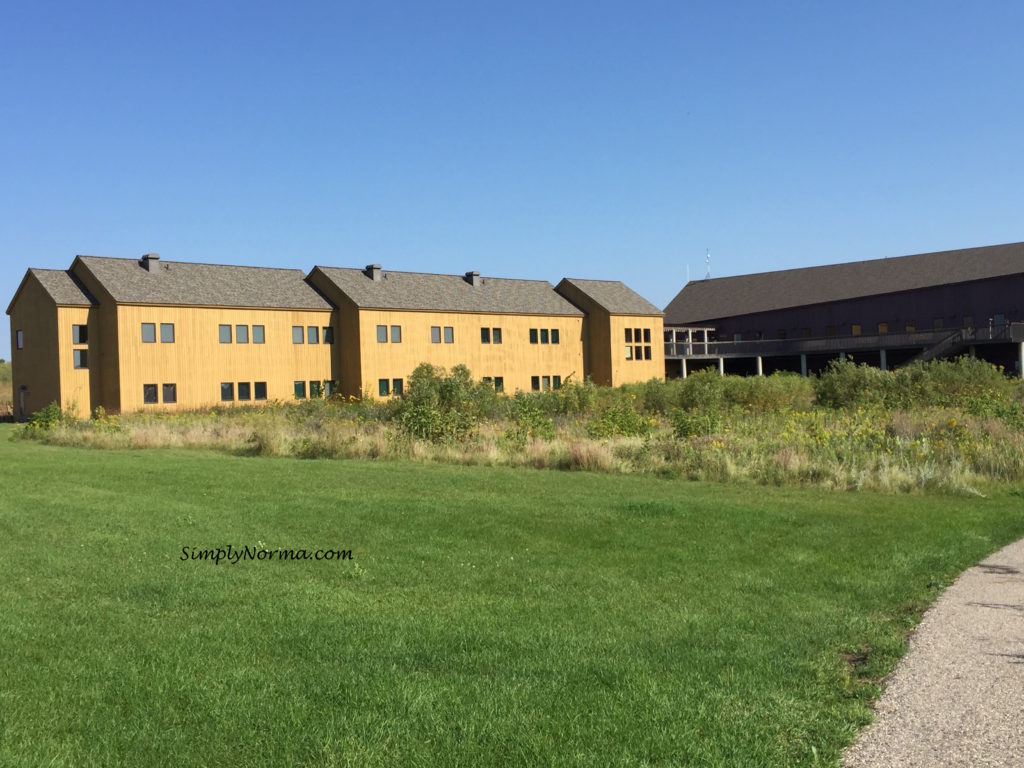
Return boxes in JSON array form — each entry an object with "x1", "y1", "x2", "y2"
[{"x1": 843, "y1": 537, "x2": 1024, "y2": 767}]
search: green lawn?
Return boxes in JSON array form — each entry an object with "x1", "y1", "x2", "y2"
[{"x1": 2, "y1": 424, "x2": 1023, "y2": 767}]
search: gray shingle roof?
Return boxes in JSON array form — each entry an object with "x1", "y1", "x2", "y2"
[
  {"x1": 665, "y1": 242, "x2": 1024, "y2": 325},
  {"x1": 557, "y1": 278, "x2": 661, "y2": 316},
  {"x1": 74, "y1": 256, "x2": 332, "y2": 310},
  {"x1": 30, "y1": 269, "x2": 95, "y2": 306},
  {"x1": 313, "y1": 267, "x2": 584, "y2": 316}
]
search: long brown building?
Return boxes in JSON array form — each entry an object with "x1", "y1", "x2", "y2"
[{"x1": 7, "y1": 254, "x2": 664, "y2": 419}]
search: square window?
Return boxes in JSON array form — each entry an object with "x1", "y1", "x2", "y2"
[
  {"x1": 236, "y1": 325, "x2": 249, "y2": 344},
  {"x1": 391, "y1": 325, "x2": 402, "y2": 343},
  {"x1": 73, "y1": 349, "x2": 88, "y2": 369},
  {"x1": 162, "y1": 383, "x2": 176, "y2": 404},
  {"x1": 220, "y1": 324, "x2": 233, "y2": 344},
  {"x1": 625, "y1": 345, "x2": 633, "y2": 360},
  {"x1": 254, "y1": 381, "x2": 267, "y2": 400},
  {"x1": 492, "y1": 328, "x2": 502, "y2": 344},
  {"x1": 481, "y1": 327, "x2": 491, "y2": 344},
  {"x1": 292, "y1": 326, "x2": 304, "y2": 344},
  {"x1": 323, "y1": 326, "x2": 334, "y2": 344},
  {"x1": 238, "y1": 382, "x2": 251, "y2": 401},
  {"x1": 625, "y1": 328, "x2": 633, "y2": 343},
  {"x1": 310, "y1": 380, "x2": 322, "y2": 398},
  {"x1": 392, "y1": 378, "x2": 403, "y2": 396},
  {"x1": 221, "y1": 382, "x2": 234, "y2": 402},
  {"x1": 878, "y1": 322, "x2": 889, "y2": 335},
  {"x1": 16, "y1": 330, "x2": 23, "y2": 349},
  {"x1": 851, "y1": 325, "x2": 861, "y2": 337},
  {"x1": 551, "y1": 328, "x2": 560, "y2": 344},
  {"x1": 494, "y1": 376, "x2": 504, "y2": 393},
  {"x1": 160, "y1": 323, "x2": 175, "y2": 343},
  {"x1": 540, "y1": 329, "x2": 549, "y2": 344},
  {"x1": 142, "y1": 323, "x2": 156, "y2": 343},
  {"x1": 72, "y1": 324, "x2": 88, "y2": 344},
  {"x1": 553, "y1": 375, "x2": 561, "y2": 390},
  {"x1": 378, "y1": 378, "x2": 390, "y2": 397},
  {"x1": 541, "y1": 375, "x2": 551, "y2": 391},
  {"x1": 644, "y1": 346, "x2": 652, "y2": 360},
  {"x1": 443, "y1": 326, "x2": 454, "y2": 343},
  {"x1": 294, "y1": 381, "x2": 306, "y2": 399},
  {"x1": 905, "y1": 322, "x2": 916, "y2": 333},
  {"x1": 307, "y1": 326, "x2": 319, "y2": 344},
  {"x1": 378, "y1": 325, "x2": 388, "y2": 343},
  {"x1": 430, "y1": 326, "x2": 441, "y2": 343},
  {"x1": 529, "y1": 328, "x2": 538, "y2": 344},
  {"x1": 253, "y1": 325, "x2": 265, "y2": 344},
  {"x1": 143, "y1": 384, "x2": 158, "y2": 404},
  {"x1": 531, "y1": 376, "x2": 540, "y2": 391},
  {"x1": 643, "y1": 328, "x2": 651, "y2": 343}
]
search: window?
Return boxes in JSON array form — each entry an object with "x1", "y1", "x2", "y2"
[
  {"x1": 323, "y1": 327, "x2": 334, "y2": 344},
  {"x1": 325, "y1": 381, "x2": 336, "y2": 396},
  {"x1": 530, "y1": 329, "x2": 539, "y2": 344},
  {"x1": 143, "y1": 384, "x2": 158, "y2": 404},
  {"x1": 431, "y1": 326, "x2": 441, "y2": 344},
  {"x1": 392, "y1": 378, "x2": 404, "y2": 396},
  {"x1": 254, "y1": 381, "x2": 267, "y2": 401},
  {"x1": 309, "y1": 380, "x2": 322, "y2": 398},
  {"x1": 159, "y1": 323, "x2": 174, "y2": 343},
  {"x1": 634, "y1": 328, "x2": 641, "y2": 343},
  {"x1": 294, "y1": 381, "x2": 306, "y2": 399},
  {"x1": 307, "y1": 326, "x2": 319, "y2": 344},
  {"x1": 220, "y1": 325, "x2": 232, "y2": 344},
  {"x1": 481, "y1": 327, "x2": 491, "y2": 344},
  {"x1": 643, "y1": 329, "x2": 651, "y2": 343},
  {"x1": 253, "y1": 325, "x2": 265, "y2": 344},
  {"x1": 16, "y1": 330, "x2": 23, "y2": 350},
  {"x1": 292, "y1": 326, "x2": 304, "y2": 344},
  {"x1": 494, "y1": 376, "x2": 504, "y2": 393},
  {"x1": 625, "y1": 328, "x2": 633, "y2": 343},
  {"x1": 551, "y1": 329, "x2": 560, "y2": 344},
  {"x1": 553, "y1": 375, "x2": 561, "y2": 390},
  {"x1": 492, "y1": 328, "x2": 502, "y2": 344},
  {"x1": 142, "y1": 323, "x2": 156, "y2": 343},
  {"x1": 905, "y1": 322, "x2": 916, "y2": 333},
  {"x1": 234, "y1": 325, "x2": 247, "y2": 344},
  {"x1": 162, "y1": 384, "x2": 177, "y2": 404},
  {"x1": 378, "y1": 325, "x2": 388, "y2": 343},
  {"x1": 483, "y1": 376, "x2": 492, "y2": 384},
  {"x1": 73, "y1": 349, "x2": 88, "y2": 369},
  {"x1": 542, "y1": 376, "x2": 551, "y2": 391},
  {"x1": 238, "y1": 382, "x2": 251, "y2": 401},
  {"x1": 378, "y1": 379, "x2": 390, "y2": 397},
  {"x1": 221, "y1": 382, "x2": 234, "y2": 402},
  {"x1": 531, "y1": 376, "x2": 540, "y2": 391},
  {"x1": 877, "y1": 322, "x2": 888, "y2": 335},
  {"x1": 72, "y1": 325, "x2": 88, "y2": 344},
  {"x1": 540, "y1": 329, "x2": 549, "y2": 344},
  {"x1": 851, "y1": 324, "x2": 861, "y2": 336},
  {"x1": 643, "y1": 346, "x2": 652, "y2": 360},
  {"x1": 634, "y1": 345, "x2": 642, "y2": 360},
  {"x1": 625, "y1": 346, "x2": 633, "y2": 360},
  {"x1": 389, "y1": 325, "x2": 401, "y2": 343},
  {"x1": 443, "y1": 326, "x2": 454, "y2": 343}
]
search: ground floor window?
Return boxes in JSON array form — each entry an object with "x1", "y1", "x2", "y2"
[
  {"x1": 392, "y1": 378, "x2": 403, "y2": 396},
  {"x1": 238, "y1": 382, "x2": 252, "y2": 401},
  {"x1": 379, "y1": 379, "x2": 390, "y2": 396},
  {"x1": 143, "y1": 384, "x2": 158, "y2": 404},
  {"x1": 254, "y1": 382, "x2": 267, "y2": 400},
  {"x1": 162, "y1": 384, "x2": 177, "y2": 404},
  {"x1": 221, "y1": 382, "x2": 234, "y2": 402},
  {"x1": 294, "y1": 381, "x2": 306, "y2": 399},
  {"x1": 310, "y1": 380, "x2": 323, "y2": 398}
]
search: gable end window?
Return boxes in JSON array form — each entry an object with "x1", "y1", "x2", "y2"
[
  {"x1": 142, "y1": 323, "x2": 156, "y2": 343},
  {"x1": 16, "y1": 330, "x2": 23, "y2": 350}
]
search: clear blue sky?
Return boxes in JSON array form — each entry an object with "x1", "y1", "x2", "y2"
[{"x1": 4, "y1": 1, "x2": 1024, "y2": 359}]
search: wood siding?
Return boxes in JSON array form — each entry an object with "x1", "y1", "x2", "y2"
[
  {"x1": 8, "y1": 274, "x2": 60, "y2": 419},
  {"x1": 56, "y1": 306, "x2": 93, "y2": 417},
  {"x1": 608, "y1": 315, "x2": 665, "y2": 386}
]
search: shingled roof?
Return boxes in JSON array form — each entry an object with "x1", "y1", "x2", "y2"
[
  {"x1": 311, "y1": 266, "x2": 583, "y2": 316},
  {"x1": 73, "y1": 255, "x2": 332, "y2": 310},
  {"x1": 557, "y1": 278, "x2": 661, "y2": 316},
  {"x1": 6, "y1": 269, "x2": 96, "y2": 315},
  {"x1": 664, "y1": 242, "x2": 1024, "y2": 325}
]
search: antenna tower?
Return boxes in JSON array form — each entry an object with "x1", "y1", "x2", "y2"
[{"x1": 705, "y1": 249, "x2": 711, "y2": 280}]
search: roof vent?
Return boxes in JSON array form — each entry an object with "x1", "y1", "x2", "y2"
[
  {"x1": 364, "y1": 264, "x2": 382, "y2": 282},
  {"x1": 464, "y1": 270, "x2": 481, "y2": 287},
  {"x1": 141, "y1": 253, "x2": 160, "y2": 272}
]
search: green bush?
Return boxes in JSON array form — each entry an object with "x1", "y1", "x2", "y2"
[{"x1": 587, "y1": 399, "x2": 654, "y2": 439}]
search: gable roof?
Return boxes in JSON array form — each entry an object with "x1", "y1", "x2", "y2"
[
  {"x1": 73, "y1": 255, "x2": 332, "y2": 310},
  {"x1": 664, "y1": 242, "x2": 1024, "y2": 325},
  {"x1": 6, "y1": 269, "x2": 95, "y2": 315},
  {"x1": 557, "y1": 278, "x2": 661, "y2": 316},
  {"x1": 311, "y1": 267, "x2": 584, "y2": 316}
]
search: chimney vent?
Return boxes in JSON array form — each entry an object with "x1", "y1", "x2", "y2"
[
  {"x1": 364, "y1": 264, "x2": 382, "y2": 282},
  {"x1": 141, "y1": 253, "x2": 160, "y2": 272},
  {"x1": 464, "y1": 270, "x2": 481, "y2": 287}
]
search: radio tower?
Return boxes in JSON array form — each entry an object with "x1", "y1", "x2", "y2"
[{"x1": 705, "y1": 249, "x2": 711, "y2": 280}]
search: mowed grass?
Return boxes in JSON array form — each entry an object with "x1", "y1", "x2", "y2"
[{"x1": 2, "y1": 425, "x2": 1023, "y2": 767}]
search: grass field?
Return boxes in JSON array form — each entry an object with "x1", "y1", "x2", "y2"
[{"x1": 2, "y1": 424, "x2": 1024, "y2": 766}]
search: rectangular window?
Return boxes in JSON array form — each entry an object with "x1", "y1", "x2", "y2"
[
  {"x1": 159, "y1": 323, "x2": 174, "y2": 343},
  {"x1": 634, "y1": 328, "x2": 641, "y2": 343},
  {"x1": 253, "y1": 325, "x2": 265, "y2": 344},
  {"x1": 530, "y1": 329, "x2": 538, "y2": 344},
  {"x1": 482, "y1": 376, "x2": 492, "y2": 384},
  {"x1": 531, "y1": 376, "x2": 540, "y2": 391},
  {"x1": 254, "y1": 382, "x2": 267, "y2": 401},
  {"x1": 492, "y1": 328, "x2": 502, "y2": 344},
  {"x1": 377, "y1": 325, "x2": 388, "y2": 343},
  {"x1": 162, "y1": 383, "x2": 176, "y2": 404},
  {"x1": 643, "y1": 328, "x2": 651, "y2": 343},
  {"x1": 220, "y1": 324, "x2": 233, "y2": 344},
  {"x1": 323, "y1": 326, "x2": 334, "y2": 344},
  {"x1": 851, "y1": 324, "x2": 861, "y2": 336},
  {"x1": 142, "y1": 323, "x2": 156, "y2": 343},
  {"x1": 309, "y1": 380, "x2": 322, "y2": 398},
  {"x1": 541, "y1": 375, "x2": 551, "y2": 391},
  {"x1": 625, "y1": 328, "x2": 633, "y2": 343},
  {"x1": 72, "y1": 324, "x2": 88, "y2": 344},
  {"x1": 644, "y1": 346, "x2": 652, "y2": 360},
  {"x1": 294, "y1": 381, "x2": 306, "y2": 399},
  {"x1": 878, "y1": 322, "x2": 889, "y2": 335},
  {"x1": 378, "y1": 378, "x2": 390, "y2": 397},
  {"x1": 392, "y1": 378, "x2": 403, "y2": 396},
  {"x1": 307, "y1": 326, "x2": 319, "y2": 344},
  {"x1": 73, "y1": 349, "x2": 88, "y2": 369},
  {"x1": 481, "y1": 327, "x2": 491, "y2": 344},
  {"x1": 292, "y1": 326, "x2": 304, "y2": 344},
  {"x1": 430, "y1": 326, "x2": 441, "y2": 343},
  {"x1": 625, "y1": 345, "x2": 633, "y2": 360},
  {"x1": 443, "y1": 326, "x2": 454, "y2": 343},
  {"x1": 905, "y1": 322, "x2": 916, "y2": 333},
  {"x1": 494, "y1": 376, "x2": 504, "y2": 393},
  {"x1": 235, "y1": 325, "x2": 248, "y2": 344},
  {"x1": 390, "y1": 325, "x2": 401, "y2": 343},
  {"x1": 238, "y1": 382, "x2": 251, "y2": 401},
  {"x1": 553, "y1": 375, "x2": 561, "y2": 390},
  {"x1": 143, "y1": 384, "x2": 158, "y2": 404},
  {"x1": 221, "y1": 382, "x2": 234, "y2": 402},
  {"x1": 552, "y1": 329, "x2": 560, "y2": 344},
  {"x1": 16, "y1": 330, "x2": 23, "y2": 349},
  {"x1": 540, "y1": 328, "x2": 549, "y2": 344}
]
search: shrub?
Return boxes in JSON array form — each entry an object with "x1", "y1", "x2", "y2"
[{"x1": 587, "y1": 399, "x2": 654, "y2": 439}]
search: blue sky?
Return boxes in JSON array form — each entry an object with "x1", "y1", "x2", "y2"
[{"x1": 4, "y1": 1, "x2": 1024, "y2": 359}]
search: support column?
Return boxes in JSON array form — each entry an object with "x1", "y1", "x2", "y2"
[
  {"x1": 839, "y1": 352, "x2": 846, "y2": 362},
  {"x1": 756, "y1": 356, "x2": 763, "y2": 376},
  {"x1": 800, "y1": 354, "x2": 807, "y2": 377},
  {"x1": 1018, "y1": 342, "x2": 1023, "y2": 379},
  {"x1": 681, "y1": 358, "x2": 688, "y2": 379},
  {"x1": 880, "y1": 349, "x2": 887, "y2": 371},
  {"x1": 718, "y1": 357, "x2": 725, "y2": 376}
]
